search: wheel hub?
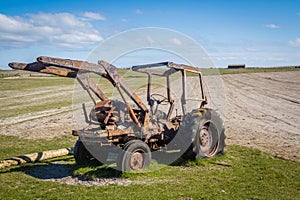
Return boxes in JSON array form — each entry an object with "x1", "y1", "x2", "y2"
[
  {"x1": 129, "y1": 152, "x2": 144, "y2": 170},
  {"x1": 199, "y1": 127, "x2": 212, "y2": 153}
]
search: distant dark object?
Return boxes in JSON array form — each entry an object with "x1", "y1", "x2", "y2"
[
  {"x1": 228, "y1": 64, "x2": 245, "y2": 69},
  {"x1": 295, "y1": 66, "x2": 300, "y2": 68}
]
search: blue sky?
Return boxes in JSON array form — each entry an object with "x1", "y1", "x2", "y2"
[{"x1": 0, "y1": 0, "x2": 300, "y2": 69}]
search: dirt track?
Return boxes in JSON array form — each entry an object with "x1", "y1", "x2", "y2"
[
  {"x1": 1, "y1": 71, "x2": 299, "y2": 161},
  {"x1": 220, "y1": 71, "x2": 300, "y2": 161}
]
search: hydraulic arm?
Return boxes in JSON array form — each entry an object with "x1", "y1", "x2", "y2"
[{"x1": 9, "y1": 56, "x2": 148, "y2": 126}]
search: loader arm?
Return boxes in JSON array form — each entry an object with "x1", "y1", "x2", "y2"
[
  {"x1": 8, "y1": 60, "x2": 108, "y2": 102},
  {"x1": 9, "y1": 56, "x2": 149, "y2": 126},
  {"x1": 36, "y1": 56, "x2": 149, "y2": 125}
]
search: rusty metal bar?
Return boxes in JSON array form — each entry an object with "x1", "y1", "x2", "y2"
[
  {"x1": 37, "y1": 56, "x2": 107, "y2": 76},
  {"x1": 198, "y1": 73, "x2": 207, "y2": 107},
  {"x1": 168, "y1": 62, "x2": 202, "y2": 73},
  {"x1": 147, "y1": 74, "x2": 151, "y2": 103},
  {"x1": 98, "y1": 60, "x2": 148, "y2": 113},
  {"x1": 9, "y1": 59, "x2": 108, "y2": 103},
  {"x1": 114, "y1": 84, "x2": 141, "y2": 126},
  {"x1": 166, "y1": 76, "x2": 174, "y2": 120},
  {"x1": 9, "y1": 57, "x2": 151, "y2": 127},
  {"x1": 132, "y1": 64, "x2": 177, "y2": 77},
  {"x1": 76, "y1": 73, "x2": 108, "y2": 102},
  {"x1": 9, "y1": 62, "x2": 77, "y2": 78},
  {"x1": 132, "y1": 61, "x2": 202, "y2": 75},
  {"x1": 166, "y1": 76, "x2": 173, "y2": 103},
  {"x1": 37, "y1": 56, "x2": 108, "y2": 101}
]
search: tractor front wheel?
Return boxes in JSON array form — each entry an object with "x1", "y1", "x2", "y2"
[{"x1": 117, "y1": 140, "x2": 151, "y2": 171}]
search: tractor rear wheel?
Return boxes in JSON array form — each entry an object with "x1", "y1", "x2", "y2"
[
  {"x1": 117, "y1": 140, "x2": 151, "y2": 171},
  {"x1": 182, "y1": 109, "x2": 226, "y2": 159}
]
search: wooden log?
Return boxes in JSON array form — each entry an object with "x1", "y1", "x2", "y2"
[{"x1": 0, "y1": 148, "x2": 73, "y2": 169}]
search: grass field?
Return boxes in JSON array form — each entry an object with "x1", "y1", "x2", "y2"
[
  {"x1": 0, "y1": 140, "x2": 299, "y2": 199},
  {"x1": 0, "y1": 77, "x2": 74, "y2": 120},
  {"x1": 0, "y1": 67, "x2": 299, "y2": 199}
]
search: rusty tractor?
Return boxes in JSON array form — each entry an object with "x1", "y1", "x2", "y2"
[{"x1": 9, "y1": 56, "x2": 225, "y2": 171}]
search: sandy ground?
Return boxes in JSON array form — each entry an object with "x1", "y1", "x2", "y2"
[
  {"x1": 0, "y1": 111, "x2": 74, "y2": 139},
  {"x1": 220, "y1": 71, "x2": 300, "y2": 161},
  {"x1": 0, "y1": 83, "x2": 75, "y2": 139}
]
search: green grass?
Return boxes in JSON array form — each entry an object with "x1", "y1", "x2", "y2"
[
  {"x1": 0, "y1": 76, "x2": 74, "y2": 91},
  {"x1": 0, "y1": 144, "x2": 299, "y2": 200},
  {"x1": 0, "y1": 135, "x2": 76, "y2": 160},
  {"x1": 0, "y1": 77, "x2": 74, "y2": 120}
]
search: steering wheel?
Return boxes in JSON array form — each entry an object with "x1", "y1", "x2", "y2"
[{"x1": 150, "y1": 93, "x2": 169, "y2": 105}]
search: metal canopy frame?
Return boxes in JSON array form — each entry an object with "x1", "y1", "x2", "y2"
[{"x1": 132, "y1": 62, "x2": 207, "y2": 118}]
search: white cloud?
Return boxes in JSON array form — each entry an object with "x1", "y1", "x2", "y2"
[
  {"x1": 82, "y1": 12, "x2": 106, "y2": 21},
  {"x1": 0, "y1": 13, "x2": 102, "y2": 49},
  {"x1": 297, "y1": 12, "x2": 300, "y2": 16},
  {"x1": 170, "y1": 37, "x2": 182, "y2": 46},
  {"x1": 264, "y1": 24, "x2": 280, "y2": 29},
  {"x1": 289, "y1": 38, "x2": 300, "y2": 47},
  {"x1": 135, "y1": 9, "x2": 143, "y2": 14},
  {"x1": 121, "y1": 18, "x2": 129, "y2": 22}
]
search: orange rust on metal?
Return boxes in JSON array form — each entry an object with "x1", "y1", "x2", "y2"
[
  {"x1": 37, "y1": 56, "x2": 94, "y2": 69},
  {"x1": 166, "y1": 77, "x2": 173, "y2": 103},
  {"x1": 8, "y1": 62, "x2": 43, "y2": 72},
  {"x1": 76, "y1": 73, "x2": 108, "y2": 101},
  {"x1": 127, "y1": 104, "x2": 141, "y2": 126},
  {"x1": 11, "y1": 57, "x2": 149, "y2": 127},
  {"x1": 167, "y1": 62, "x2": 202, "y2": 74},
  {"x1": 132, "y1": 61, "x2": 202, "y2": 75},
  {"x1": 9, "y1": 62, "x2": 78, "y2": 78},
  {"x1": 105, "y1": 125, "x2": 115, "y2": 131},
  {"x1": 37, "y1": 56, "x2": 107, "y2": 75},
  {"x1": 7, "y1": 56, "x2": 219, "y2": 171},
  {"x1": 108, "y1": 138, "x2": 121, "y2": 143},
  {"x1": 129, "y1": 152, "x2": 144, "y2": 170},
  {"x1": 99, "y1": 60, "x2": 148, "y2": 113},
  {"x1": 142, "y1": 112, "x2": 150, "y2": 128},
  {"x1": 40, "y1": 67, "x2": 75, "y2": 77},
  {"x1": 104, "y1": 107, "x2": 115, "y2": 124},
  {"x1": 9, "y1": 62, "x2": 32, "y2": 70},
  {"x1": 107, "y1": 129, "x2": 126, "y2": 137},
  {"x1": 149, "y1": 138, "x2": 159, "y2": 143},
  {"x1": 91, "y1": 100, "x2": 119, "y2": 125},
  {"x1": 131, "y1": 61, "x2": 206, "y2": 119},
  {"x1": 10, "y1": 58, "x2": 108, "y2": 102},
  {"x1": 7, "y1": 55, "x2": 221, "y2": 172}
]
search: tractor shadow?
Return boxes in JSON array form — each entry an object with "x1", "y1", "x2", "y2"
[
  {"x1": 25, "y1": 162, "x2": 73, "y2": 179},
  {"x1": 2, "y1": 156, "x2": 122, "y2": 181},
  {"x1": 1, "y1": 156, "x2": 74, "y2": 180},
  {"x1": 1, "y1": 152, "x2": 190, "y2": 181}
]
